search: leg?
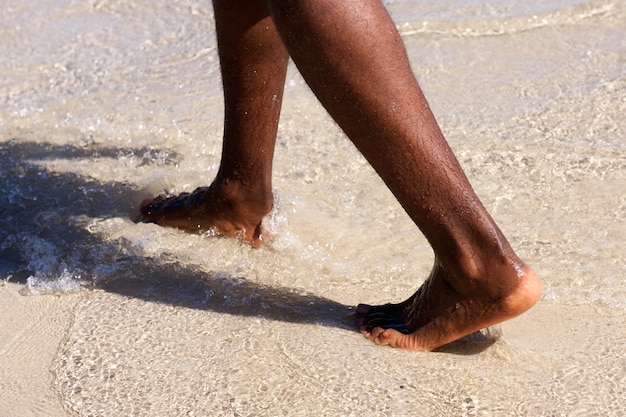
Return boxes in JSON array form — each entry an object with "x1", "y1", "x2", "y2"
[
  {"x1": 141, "y1": 0, "x2": 288, "y2": 246},
  {"x1": 262, "y1": 0, "x2": 541, "y2": 350}
]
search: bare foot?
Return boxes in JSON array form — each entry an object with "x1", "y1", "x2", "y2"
[
  {"x1": 139, "y1": 181, "x2": 273, "y2": 247},
  {"x1": 356, "y1": 261, "x2": 541, "y2": 351}
]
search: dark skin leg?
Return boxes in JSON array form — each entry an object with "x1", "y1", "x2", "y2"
[
  {"x1": 141, "y1": 0, "x2": 288, "y2": 246},
  {"x1": 141, "y1": 0, "x2": 541, "y2": 350}
]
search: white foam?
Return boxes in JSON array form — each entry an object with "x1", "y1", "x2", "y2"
[{"x1": 25, "y1": 269, "x2": 82, "y2": 295}]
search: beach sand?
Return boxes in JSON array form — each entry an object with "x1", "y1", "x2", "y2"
[
  {"x1": 2, "y1": 281, "x2": 624, "y2": 416},
  {"x1": 0, "y1": 283, "x2": 82, "y2": 417},
  {"x1": 1, "y1": 0, "x2": 625, "y2": 415}
]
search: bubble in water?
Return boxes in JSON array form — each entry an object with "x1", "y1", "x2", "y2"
[{"x1": 25, "y1": 268, "x2": 82, "y2": 295}]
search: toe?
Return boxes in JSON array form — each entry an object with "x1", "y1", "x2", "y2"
[
  {"x1": 362, "y1": 314, "x2": 408, "y2": 332},
  {"x1": 372, "y1": 327, "x2": 403, "y2": 347},
  {"x1": 355, "y1": 303, "x2": 372, "y2": 316},
  {"x1": 140, "y1": 198, "x2": 155, "y2": 214}
]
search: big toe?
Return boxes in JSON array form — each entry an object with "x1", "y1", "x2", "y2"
[{"x1": 140, "y1": 198, "x2": 152, "y2": 212}]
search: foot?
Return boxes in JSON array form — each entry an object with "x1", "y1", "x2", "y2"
[
  {"x1": 139, "y1": 180, "x2": 273, "y2": 247},
  {"x1": 356, "y1": 261, "x2": 541, "y2": 351}
]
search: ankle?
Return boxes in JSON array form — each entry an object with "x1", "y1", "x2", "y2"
[{"x1": 211, "y1": 176, "x2": 274, "y2": 217}]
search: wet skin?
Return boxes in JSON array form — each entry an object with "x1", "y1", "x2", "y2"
[{"x1": 140, "y1": 0, "x2": 541, "y2": 351}]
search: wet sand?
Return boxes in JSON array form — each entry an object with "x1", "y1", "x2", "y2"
[
  {"x1": 2, "y1": 281, "x2": 625, "y2": 416},
  {"x1": 0, "y1": 283, "x2": 82, "y2": 417}
]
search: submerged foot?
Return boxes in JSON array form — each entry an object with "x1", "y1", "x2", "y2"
[
  {"x1": 356, "y1": 261, "x2": 541, "y2": 351},
  {"x1": 355, "y1": 301, "x2": 412, "y2": 334},
  {"x1": 140, "y1": 186, "x2": 211, "y2": 228},
  {"x1": 140, "y1": 181, "x2": 273, "y2": 247}
]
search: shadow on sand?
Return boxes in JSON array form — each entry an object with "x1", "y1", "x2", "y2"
[
  {"x1": 1, "y1": 137, "x2": 496, "y2": 353},
  {"x1": 0, "y1": 137, "x2": 355, "y2": 330}
]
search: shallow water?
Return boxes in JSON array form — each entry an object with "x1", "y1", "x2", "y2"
[
  {"x1": 387, "y1": 0, "x2": 610, "y2": 27},
  {"x1": 1, "y1": 0, "x2": 625, "y2": 415}
]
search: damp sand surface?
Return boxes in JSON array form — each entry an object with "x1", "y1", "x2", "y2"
[{"x1": 1, "y1": 0, "x2": 625, "y2": 415}]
